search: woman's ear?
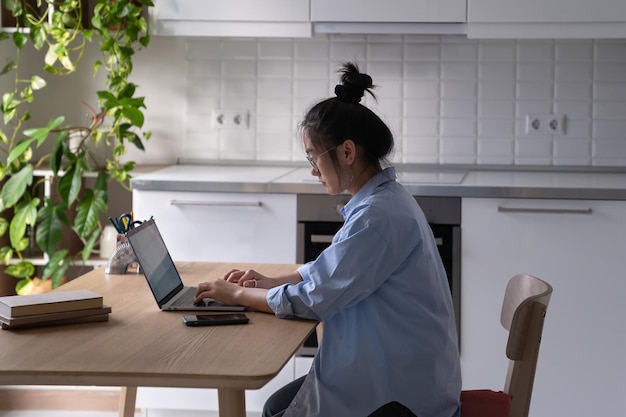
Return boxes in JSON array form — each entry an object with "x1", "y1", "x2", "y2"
[{"x1": 341, "y1": 139, "x2": 357, "y2": 165}]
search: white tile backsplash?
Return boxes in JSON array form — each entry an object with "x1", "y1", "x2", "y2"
[{"x1": 183, "y1": 36, "x2": 626, "y2": 167}]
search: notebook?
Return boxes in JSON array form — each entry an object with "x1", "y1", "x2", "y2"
[{"x1": 125, "y1": 219, "x2": 246, "y2": 312}]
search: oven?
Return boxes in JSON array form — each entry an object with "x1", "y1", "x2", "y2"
[{"x1": 296, "y1": 194, "x2": 461, "y2": 355}]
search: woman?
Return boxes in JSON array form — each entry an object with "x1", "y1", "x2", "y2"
[{"x1": 195, "y1": 62, "x2": 461, "y2": 417}]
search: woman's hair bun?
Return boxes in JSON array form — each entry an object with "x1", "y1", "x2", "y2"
[{"x1": 334, "y1": 62, "x2": 376, "y2": 104}]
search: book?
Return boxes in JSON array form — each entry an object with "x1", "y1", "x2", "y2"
[
  {"x1": 0, "y1": 305, "x2": 112, "y2": 328},
  {"x1": 0, "y1": 289, "x2": 103, "y2": 318},
  {"x1": 1, "y1": 312, "x2": 110, "y2": 329}
]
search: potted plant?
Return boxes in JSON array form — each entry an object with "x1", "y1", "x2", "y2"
[{"x1": 0, "y1": 0, "x2": 153, "y2": 295}]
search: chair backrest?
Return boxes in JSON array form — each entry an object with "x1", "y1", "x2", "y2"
[{"x1": 500, "y1": 274, "x2": 553, "y2": 417}]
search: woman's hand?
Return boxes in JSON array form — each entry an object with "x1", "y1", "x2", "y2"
[
  {"x1": 194, "y1": 279, "x2": 243, "y2": 306},
  {"x1": 223, "y1": 268, "x2": 271, "y2": 289},
  {"x1": 194, "y1": 269, "x2": 303, "y2": 314}
]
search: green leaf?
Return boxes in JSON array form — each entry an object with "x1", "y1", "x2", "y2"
[
  {"x1": 82, "y1": 229, "x2": 100, "y2": 263},
  {"x1": 12, "y1": 32, "x2": 28, "y2": 49},
  {"x1": 50, "y1": 130, "x2": 69, "y2": 175},
  {"x1": 75, "y1": 187, "x2": 107, "y2": 238},
  {"x1": 0, "y1": 218, "x2": 7, "y2": 237},
  {"x1": 15, "y1": 278, "x2": 31, "y2": 294},
  {"x1": 15, "y1": 278, "x2": 30, "y2": 294},
  {"x1": 1, "y1": 165, "x2": 33, "y2": 209},
  {"x1": 30, "y1": 75, "x2": 46, "y2": 90},
  {"x1": 121, "y1": 106, "x2": 144, "y2": 127},
  {"x1": 45, "y1": 45, "x2": 59, "y2": 67},
  {"x1": 30, "y1": 25, "x2": 46, "y2": 50},
  {"x1": 97, "y1": 90, "x2": 116, "y2": 102},
  {"x1": 57, "y1": 163, "x2": 82, "y2": 206},
  {"x1": 36, "y1": 202, "x2": 67, "y2": 255},
  {"x1": 10, "y1": 198, "x2": 40, "y2": 249},
  {"x1": 0, "y1": 59, "x2": 16, "y2": 75},
  {"x1": 4, "y1": 0, "x2": 23, "y2": 16},
  {"x1": 41, "y1": 249, "x2": 69, "y2": 282},
  {"x1": 22, "y1": 116, "x2": 64, "y2": 147},
  {"x1": 5, "y1": 261, "x2": 35, "y2": 279},
  {"x1": 126, "y1": 131, "x2": 145, "y2": 151},
  {"x1": 6, "y1": 138, "x2": 36, "y2": 167},
  {"x1": 0, "y1": 246, "x2": 13, "y2": 265}
]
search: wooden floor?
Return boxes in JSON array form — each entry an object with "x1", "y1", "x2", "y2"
[
  {"x1": 0, "y1": 388, "x2": 253, "y2": 417},
  {"x1": 0, "y1": 388, "x2": 121, "y2": 412}
]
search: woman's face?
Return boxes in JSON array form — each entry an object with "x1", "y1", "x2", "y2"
[{"x1": 304, "y1": 135, "x2": 345, "y2": 195}]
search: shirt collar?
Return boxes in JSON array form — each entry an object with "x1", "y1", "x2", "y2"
[{"x1": 340, "y1": 167, "x2": 397, "y2": 218}]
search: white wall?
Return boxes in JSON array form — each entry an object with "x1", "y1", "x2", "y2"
[
  {"x1": 7, "y1": 35, "x2": 626, "y2": 168},
  {"x1": 0, "y1": 36, "x2": 187, "y2": 166}
]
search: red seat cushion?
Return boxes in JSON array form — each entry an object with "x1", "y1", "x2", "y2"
[{"x1": 460, "y1": 390, "x2": 511, "y2": 417}]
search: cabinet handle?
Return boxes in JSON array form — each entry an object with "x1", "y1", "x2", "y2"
[
  {"x1": 170, "y1": 200, "x2": 263, "y2": 207},
  {"x1": 497, "y1": 206, "x2": 592, "y2": 215},
  {"x1": 310, "y1": 234, "x2": 334, "y2": 244}
]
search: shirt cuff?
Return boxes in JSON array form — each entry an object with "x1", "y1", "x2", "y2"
[{"x1": 267, "y1": 284, "x2": 296, "y2": 318}]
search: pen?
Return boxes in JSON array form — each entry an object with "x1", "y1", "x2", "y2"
[{"x1": 108, "y1": 217, "x2": 122, "y2": 233}]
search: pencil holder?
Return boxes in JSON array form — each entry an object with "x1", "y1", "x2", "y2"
[{"x1": 105, "y1": 235, "x2": 141, "y2": 275}]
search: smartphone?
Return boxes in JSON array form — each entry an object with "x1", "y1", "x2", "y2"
[{"x1": 182, "y1": 313, "x2": 249, "y2": 326}]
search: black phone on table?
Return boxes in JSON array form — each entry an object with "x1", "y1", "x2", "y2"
[{"x1": 182, "y1": 313, "x2": 249, "y2": 326}]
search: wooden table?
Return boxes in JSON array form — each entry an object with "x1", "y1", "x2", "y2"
[{"x1": 0, "y1": 262, "x2": 317, "y2": 417}]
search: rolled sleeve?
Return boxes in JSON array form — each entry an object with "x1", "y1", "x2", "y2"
[{"x1": 267, "y1": 284, "x2": 297, "y2": 318}]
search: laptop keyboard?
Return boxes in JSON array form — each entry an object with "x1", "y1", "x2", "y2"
[
  {"x1": 170, "y1": 287, "x2": 198, "y2": 307},
  {"x1": 169, "y1": 287, "x2": 220, "y2": 307}
]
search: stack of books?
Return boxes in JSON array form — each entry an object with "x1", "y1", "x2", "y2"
[{"x1": 0, "y1": 289, "x2": 111, "y2": 329}]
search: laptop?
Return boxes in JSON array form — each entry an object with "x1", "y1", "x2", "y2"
[{"x1": 125, "y1": 218, "x2": 246, "y2": 312}]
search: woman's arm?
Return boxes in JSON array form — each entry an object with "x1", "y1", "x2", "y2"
[
  {"x1": 195, "y1": 269, "x2": 303, "y2": 313},
  {"x1": 223, "y1": 268, "x2": 303, "y2": 289}
]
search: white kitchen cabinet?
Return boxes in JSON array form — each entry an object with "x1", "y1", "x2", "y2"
[
  {"x1": 467, "y1": 0, "x2": 626, "y2": 38},
  {"x1": 132, "y1": 190, "x2": 297, "y2": 264},
  {"x1": 311, "y1": 0, "x2": 466, "y2": 23},
  {"x1": 461, "y1": 198, "x2": 626, "y2": 417},
  {"x1": 150, "y1": 0, "x2": 311, "y2": 38}
]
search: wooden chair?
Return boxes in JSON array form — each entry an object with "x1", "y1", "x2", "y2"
[{"x1": 461, "y1": 273, "x2": 553, "y2": 417}]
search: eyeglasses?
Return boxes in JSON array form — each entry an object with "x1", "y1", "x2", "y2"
[{"x1": 306, "y1": 145, "x2": 337, "y2": 172}]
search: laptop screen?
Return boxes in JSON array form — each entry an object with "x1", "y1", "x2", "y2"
[{"x1": 126, "y1": 219, "x2": 184, "y2": 306}]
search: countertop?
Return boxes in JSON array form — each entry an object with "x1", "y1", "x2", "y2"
[{"x1": 130, "y1": 164, "x2": 626, "y2": 200}]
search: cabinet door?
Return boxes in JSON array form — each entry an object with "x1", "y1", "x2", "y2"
[
  {"x1": 468, "y1": 0, "x2": 626, "y2": 23},
  {"x1": 311, "y1": 0, "x2": 466, "y2": 22},
  {"x1": 153, "y1": 0, "x2": 309, "y2": 22},
  {"x1": 132, "y1": 191, "x2": 297, "y2": 264},
  {"x1": 461, "y1": 198, "x2": 626, "y2": 417},
  {"x1": 150, "y1": 0, "x2": 311, "y2": 37}
]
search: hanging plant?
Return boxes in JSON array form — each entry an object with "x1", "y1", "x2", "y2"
[{"x1": 0, "y1": 0, "x2": 153, "y2": 293}]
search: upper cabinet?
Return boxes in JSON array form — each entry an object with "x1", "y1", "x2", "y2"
[
  {"x1": 311, "y1": 0, "x2": 466, "y2": 23},
  {"x1": 310, "y1": 0, "x2": 467, "y2": 35},
  {"x1": 148, "y1": 0, "x2": 626, "y2": 39},
  {"x1": 467, "y1": 0, "x2": 626, "y2": 38},
  {"x1": 149, "y1": 0, "x2": 312, "y2": 38}
]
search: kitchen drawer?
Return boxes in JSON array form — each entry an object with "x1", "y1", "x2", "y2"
[{"x1": 132, "y1": 191, "x2": 297, "y2": 264}]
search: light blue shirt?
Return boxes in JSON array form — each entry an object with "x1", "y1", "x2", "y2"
[{"x1": 267, "y1": 167, "x2": 461, "y2": 417}]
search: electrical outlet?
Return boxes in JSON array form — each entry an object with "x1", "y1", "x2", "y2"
[
  {"x1": 211, "y1": 109, "x2": 250, "y2": 130},
  {"x1": 525, "y1": 114, "x2": 566, "y2": 135}
]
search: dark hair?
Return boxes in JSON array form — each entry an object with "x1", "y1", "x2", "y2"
[{"x1": 299, "y1": 62, "x2": 394, "y2": 166}]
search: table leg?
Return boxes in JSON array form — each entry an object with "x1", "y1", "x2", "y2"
[
  {"x1": 218, "y1": 388, "x2": 246, "y2": 417},
  {"x1": 118, "y1": 386, "x2": 137, "y2": 417}
]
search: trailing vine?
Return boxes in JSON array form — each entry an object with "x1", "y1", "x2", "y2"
[{"x1": 0, "y1": 0, "x2": 153, "y2": 292}]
